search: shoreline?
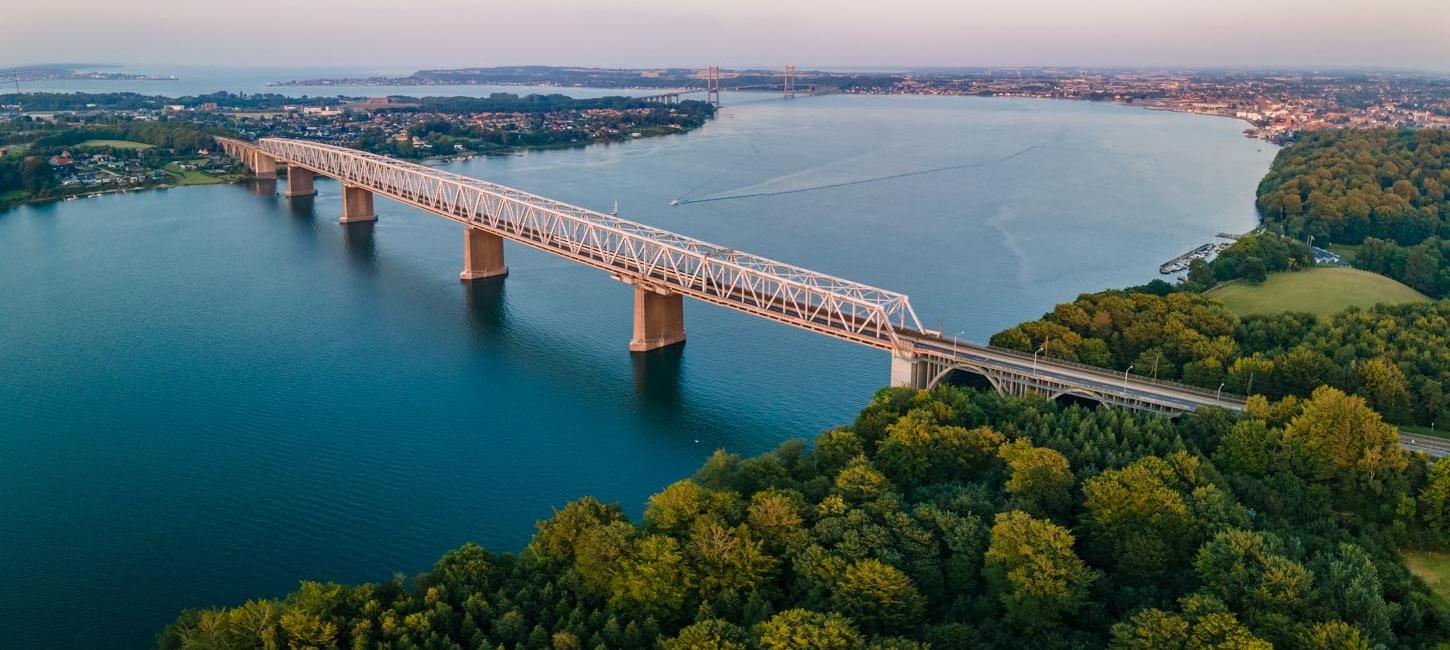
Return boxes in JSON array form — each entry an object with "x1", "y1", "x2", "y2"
[
  {"x1": 265, "y1": 78, "x2": 1285, "y2": 143},
  {"x1": 1, "y1": 124, "x2": 705, "y2": 212}
]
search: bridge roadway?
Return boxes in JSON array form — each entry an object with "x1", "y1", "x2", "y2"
[
  {"x1": 214, "y1": 136, "x2": 1445, "y2": 457},
  {"x1": 899, "y1": 331, "x2": 1246, "y2": 413}
]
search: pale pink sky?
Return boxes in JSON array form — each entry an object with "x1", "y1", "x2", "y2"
[{"x1": 9, "y1": 0, "x2": 1450, "y2": 71}]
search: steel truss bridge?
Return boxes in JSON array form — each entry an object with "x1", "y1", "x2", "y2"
[{"x1": 214, "y1": 136, "x2": 1448, "y2": 456}]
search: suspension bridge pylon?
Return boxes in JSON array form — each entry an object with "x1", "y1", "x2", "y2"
[{"x1": 706, "y1": 66, "x2": 721, "y2": 106}]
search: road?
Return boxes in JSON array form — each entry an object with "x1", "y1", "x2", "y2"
[{"x1": 905, "y1": 332, "x2": 1244, "y2": 412}]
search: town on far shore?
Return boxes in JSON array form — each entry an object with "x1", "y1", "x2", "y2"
[
  {"x1": 0, "y1": 90, "x2": 716, "y2": 207},
  {"x1": 275, "y1": 65, "x2": 1450, "y2": 144}
]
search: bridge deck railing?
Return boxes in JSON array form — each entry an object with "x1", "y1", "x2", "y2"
[{"x1": 978, "y1": 343, "x2": 1246, "y2": 405}]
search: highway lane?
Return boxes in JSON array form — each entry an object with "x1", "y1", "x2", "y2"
[{"x1": 1400, "y1": 435, "x2": 1450, "y2": 458}]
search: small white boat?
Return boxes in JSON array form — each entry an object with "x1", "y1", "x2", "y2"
[{"x1": 669, "y1": 199, "x2": 680, "y2": 206}]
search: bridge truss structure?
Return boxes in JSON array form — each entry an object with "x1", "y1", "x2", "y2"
[{"x1": 232, "y1": 137, "x2": 925, "y2": 350}]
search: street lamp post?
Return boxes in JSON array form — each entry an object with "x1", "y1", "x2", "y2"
[
  {"x1": 1217, "y1": 382, "x2": 1226, "y2": 401},
  {"x1": 1032, "y1": 344, "x2": 1046, "y2": 376},
  {"x1": 1122, "y1": 365, "x2": 1134, "y2": 394}
]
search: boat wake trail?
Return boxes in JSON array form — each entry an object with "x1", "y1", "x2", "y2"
[{"x1": 674, "y1": 140, "x2": 1052, "y2": 206}]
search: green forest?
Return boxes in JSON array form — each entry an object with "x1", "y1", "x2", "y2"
[
  {"x1": 1255, "y1": 129, "x2": 1450, "y2": 294},
  {"x1": 1257, "y1": 129, "x2": 1449, "y2": 246},
  {"x1": 159, "y1": 386, "x2": 1450, "y2": 649}
]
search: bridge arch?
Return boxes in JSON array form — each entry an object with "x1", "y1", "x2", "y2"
[
  {"x1": 926, "y1": 363, "x2": 1003, "y2": 395},
  {"x1": 1050, "y1": 388, "x2": 1107, "y2": 410}
]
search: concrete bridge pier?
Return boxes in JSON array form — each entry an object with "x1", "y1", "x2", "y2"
[
  {"x1": 340, "y1": 185, "x2": 377, "y2": 223},
  {"x1": 284, "y1": 166, "x2": 316, "y2": 197},
  {"x1": 630, "y1": 287, "x2": 685, "y2": 352},
  {"x1": 890, "y1": 353, "x2": 932, "y2": 389},
  {"x1": 246, "y1": 150, "x2": 277, "y2": 179},
  {"x1": 460, "y1": 226, "x2": 508, "y2": 280}
]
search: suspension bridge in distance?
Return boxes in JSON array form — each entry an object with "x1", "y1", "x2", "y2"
[
  {"x1": 638, "y1": 65, "x2": 823, "y2": 106},
  {"x1": 213, "y1": 136, "x2": 1450, "y2": 455}
]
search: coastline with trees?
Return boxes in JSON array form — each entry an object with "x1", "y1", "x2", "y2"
[{"x1": 157, "y1": 385, "x2": 1450, "y2": 649}]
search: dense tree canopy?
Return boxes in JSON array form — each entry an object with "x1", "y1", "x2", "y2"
[
  {"x1": 1257, "y1": 129, "x2": 1450, "y2": 246},
  {"x1": 159, "y1": 386, "x2": 1450, "y2": 649},
  {"x1": 1354, "y1": 236, "x2": 1450, "y2": 298}
]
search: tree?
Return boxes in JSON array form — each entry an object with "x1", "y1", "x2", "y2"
[
  {"x1": 1082, "y1": 455, "x2": 1198, "y2": 582},
  {"x1": 1308, "y1": 544, "x2": 1393, "y2": 646},
  {"x1": 644, "y1": 480, "x2": 742, "y2": 535},
  {"x1": 1283, "y1": 386, "x2": 1408, "y2": 490},
  {"x1": 530, "y1": 497, "x2": 628, "y2": 565},
  {"x1": 833, "y1": 456, "x2": 892, "y2": 502},
  {"x1": 1273, "y1": 347, "x2": 1339, "y2": 398},
  {"x1": 687, "y1": 519, "x2": 777, "y2": 597},
  {"x1": 874, "y1": 412, "x2": 1003, "y2": 486},
  {"x1": 1193, "y1": 529, "x2": 1311, "y2": 634},
  {"x1": 278, "y1": 609, "x2": 338, "y2": 650},
  {"x1": 1109, "y1": 595, "x2": 1272, "y2": 649},
  {"x1": 1419, "y1": 457, "x2": 1450, "y2": 536},
  {"x1": 17, "y1": 157, "x2": 46, "y2": 194},
  {"x1": 1241, "y1": 256, "x2": 1268, "y2": 283},
  {"x1": 748, "y1": 489, "x2": 809, "y2": 552},
  {"x1": 983, "y1": 511, "x2": 1096, "y2": 631},
  {"x1": 1296, "y1": 621, "x2": 1371, "y2": 650},
  {"x1": 756, "y1": 609, "x2": 865, "y2": 650},
  {"x1": 831, "y1": 559, "x2": 927, "y2": 634},
  {"x1": 1356, "y1": 357, "x2": 1411, "y2": 423},
  {"x1": 663, "y1": 619, "x2": 748, "y2": 650},
  {"x1": 997, "y1": 439, "x2": 1073, "y2": 517},
  {"x1": 609, "y1": 535, "x2": 693, "y2": 619},
  {"x1": 1212, "y1": 419, "x2": 1280, "y2": 477},
  {"x1": 1187, "y1": 258, "x2": 1216, "y2": 290}
]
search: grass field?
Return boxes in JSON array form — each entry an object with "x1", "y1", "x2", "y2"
[
  {"x1": 163, "y1": 162, "x2": 229, "y2": 186},
  {"x1": 1206, "y1": 267, "x2": 1429, "y2": 317},
  {"x1": 77, "y1": 139, "x2": 152, "y2": 150},
  {"x1": 1404, "y1": 551, "x2": 1450, "y2": 606},
  {"x1": 0, "y1": 190, "x2": 28, "y2": 205}
]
